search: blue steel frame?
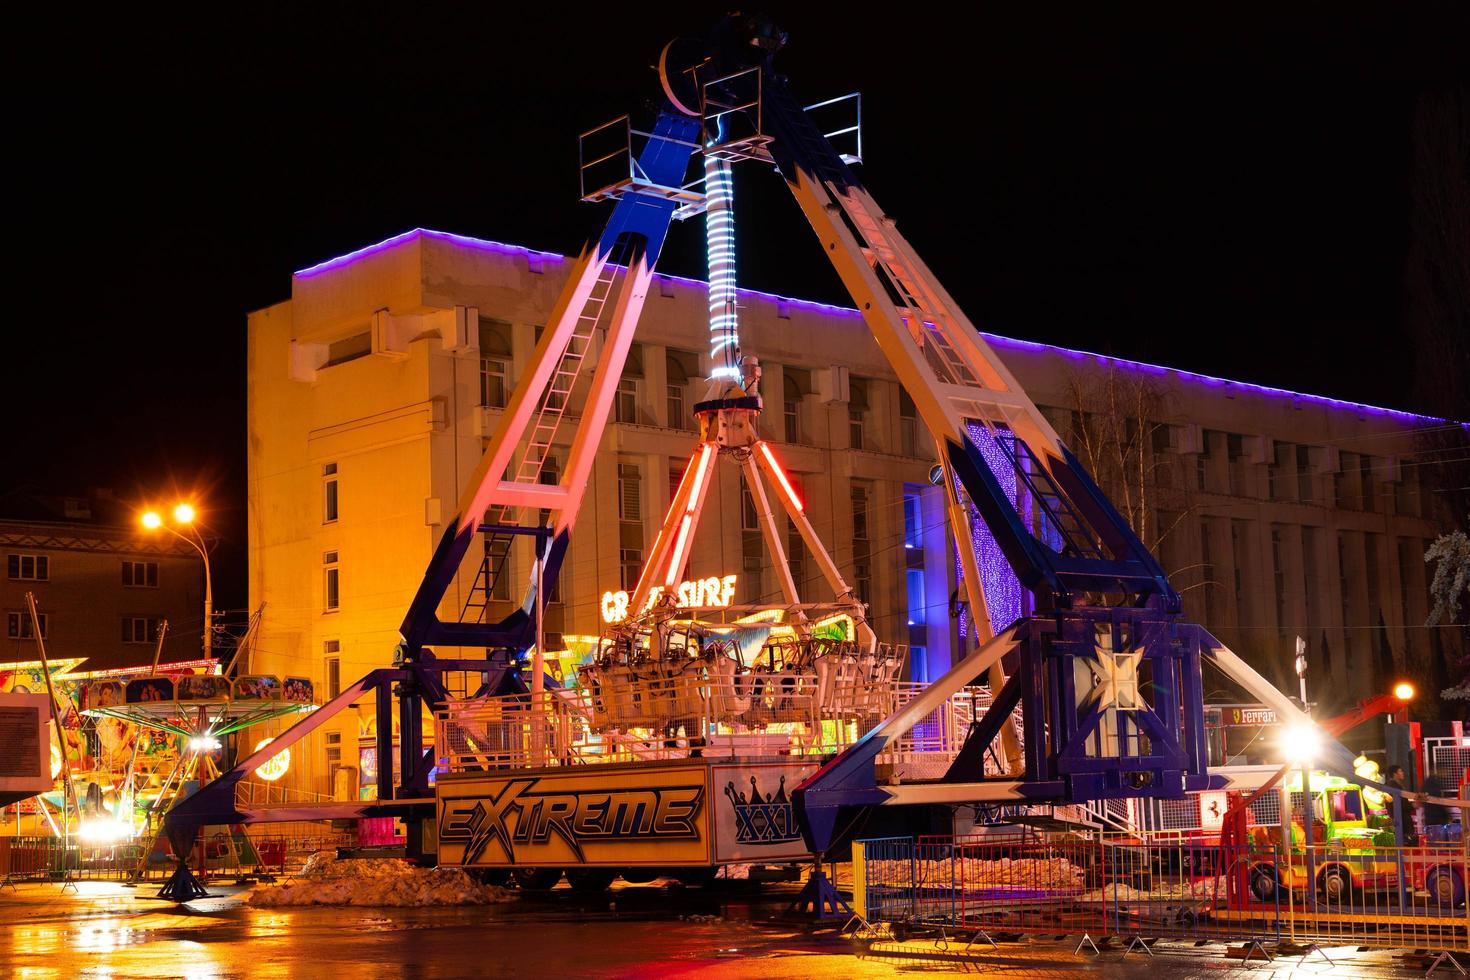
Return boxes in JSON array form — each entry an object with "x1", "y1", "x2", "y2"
[{"x1": 159, "y1": 113, "x2": 701, "y2": 901}]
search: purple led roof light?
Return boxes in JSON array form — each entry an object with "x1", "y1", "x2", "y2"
[
  {"x1": 294, "y1": 228, "x2": 567, "y2": 279},
  {"x1": 295, "y1": 229, "x2": 1452, "y2": 423}
]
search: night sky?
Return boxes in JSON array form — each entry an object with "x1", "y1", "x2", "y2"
[{"x1": 12, "y1": 3, "x2": 1468, "y2": 609}]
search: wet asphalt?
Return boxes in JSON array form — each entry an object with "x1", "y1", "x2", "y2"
[{"x1": 0, "y1": 878, "x2": 1449, "y2": 978}]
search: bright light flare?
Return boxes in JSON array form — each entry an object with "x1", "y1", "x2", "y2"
[
  {"x1": 1280, "y1": 723, "x2": 1321, "y2": 764},
  {"x1": 141, "y1": 511, "x2": 163, "y2": 529},
  {"x1": 79, "y1": 818, "x2": 131, "y2": 843},
  {"x1": 253, "y1": 737, "x2": 291, "y2": 781},
  {"x1": 189, "y1": 735, "x2": 222, "y2": 753},
  {"x1": 1394, "y1": 682, "x2": 1415, "y2": 701},
  {"x1": 173, "y1": 503, "x2": 196, "y2": 524}
]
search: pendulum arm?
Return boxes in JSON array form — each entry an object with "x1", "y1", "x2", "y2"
[
  {"x1": 751, "y1": 441, "x2": 877, "y2": 649},
  {"x1": 627, "y1": 442, "x2": 720, "y2": 619},
  {"x1": 741, "y1": 454, "x2": 804, "y2": 617},
  {"x1": 397, "y1": 111, "x2": 702, "y2": 656}
]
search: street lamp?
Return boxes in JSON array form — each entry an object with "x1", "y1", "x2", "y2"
[
  {"x1": 1393, "y1": 681, "x2": 1415, "y2": 724},
  {"x1": 141, "y1": 504, "x2": 213, "y2": 659}
]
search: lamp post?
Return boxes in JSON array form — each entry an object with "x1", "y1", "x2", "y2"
[{"x1": 141, "y1": 504, "x2": 213, "y2": 660}]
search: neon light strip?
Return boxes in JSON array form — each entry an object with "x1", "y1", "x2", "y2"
[
  {"x1": 759, "y1": 443, "x2": 804, "y2": 512},
  {"x1": 687, "y1": 445, "x2": 713, "y2": 507},
  {"x1": 299, "y1": 229, "x2": 1448, "y2": 423},
  {"x1": 666, "y1": 514, "x2": 694, "y2": 586},
  {"x1": 704, "y1": 154, "x2": 742, "y2": 382},
  {"x1": 294, "y1": 228, "x2": 565, "y2": 278}
]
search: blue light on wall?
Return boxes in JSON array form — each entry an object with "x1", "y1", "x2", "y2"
[{"x1": 956, "y1": 422, "x2": 1024, "y2": 641}]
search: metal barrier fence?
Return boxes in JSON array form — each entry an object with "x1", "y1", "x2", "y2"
[
  {"x1": 1, "y1": 826, "x2": 355, "y2": 887},
  {"x1": 855, "y1": 831, "x2": 1470, "y2": 957},
  {"x1": 1427, "y1": 737, "x2": 1470, "y2": 791},
  {"x1": 0, "y1": 836, "x2": 149, "y2": 884}
]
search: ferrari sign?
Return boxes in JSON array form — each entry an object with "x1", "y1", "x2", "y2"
[{"x1": 438, "y1": 766, "x2": 711, "y2": 867}]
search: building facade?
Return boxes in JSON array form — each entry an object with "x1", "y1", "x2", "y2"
[
  {"x1": 247, "y1": 229, "x2": 1461, "y2": 798},
  {"x1": 0, "y1": 491, "x2": 207, "y2": 672}
]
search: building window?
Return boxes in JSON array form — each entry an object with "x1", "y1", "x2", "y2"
[
  {"x1": 851, "y1": 479, "x2": 872, "y2": 606},
  {"x1": 783, "y1": 369, "x2": 809, "y2": 444},
  {"x1": 7, "y1": 554, "x2": 49, "y2": 581},
  {"x1": 740, "y1": 476, "x2": 760, "y2": 532},
  {"x1": 121, "y1": 616, "x2": 159, "y2": 644},
  {"x1": 665, "y1": 349, "x2": 699, "y2": 430},
  {"x1": 1334, "y1": 452, "x2": 1357, "y2": 510},
  {"x1": 899, "y1": 388, "x2": 918, "y2": 457},
  {"x1": 1359, "y1": 456, "x2": 1376, "y2": 514},
  {"x1": 480, "y1": 357, "x2": 510, "y2": 409},
  {"x1": 618, "y1": 462, "x2": 643, "y2": 590},
  {"x1": 906, "y1": 568, "x2": 926, "y2": 625},
  {"x1": 1230, "y1": 520, "x2": 1249, "y2": 609},
  {"x1": 1269, "y1": 442, "x2": 1293, "y2": 501},
  {"x1": 1337, "y1": 532, "x2": 1355, "y2": 631},
  {"x1": 324, "y1": 551, "x2": 340, "y2": 612},
  {"x1": 619, "y1": 548, "x2": 642, "y2": 592},
  {"x1": 121, "y1": 560, "x2": 159, "y2": 588},
  {"x1": 903, "y1": 493, "x2": 923, "y2": 550},
  {"x1": 1271, "y1": 526, "x2": 1287, "y2": 628},
  {"x1": 787, "y1": 518, "x2": 807, "y2": 592},
  {"x1": 325, "y1": 640, "x2": 341, "y2": 700},
  {"x1": 324, "y1": 332, "x2": 371, "y2": 367},
  {"x1": 615, "y1": 377, "x2": 640, "y2": 424},
  {"x1": 7, "y1": 611, "x2": 46, "y2": 639},
  {"x1": 910, "y1": 646, "x2": 928, "y2": 685},
  {"x1": 1296, "y1": 444, "x2": 1314, "y2": 502},
  {"x1": 1301, "y1": 526, "x2": 1320, "y2": 627},
  {"x1": 848, "y1": 378, "x2": 869, "y2": 450},
  {"x1": 323, "y1": 462, "x2": 339, "y2": 523},
  {"x1": 326, "y1": 731, "x2": 343, "y2": 791},
  {"x1": 1226, "y1": 433, "x2": 1248, "y2": 497},
  {"x1": 618, "y1": 463, "x2": 642, "y2": 524},
  {"x1": 1199, "y1": 520, "x2": 1217, "y2": 622},
  {"x1": 478, "y1": 318, "x2": 514, "y2": 409}
]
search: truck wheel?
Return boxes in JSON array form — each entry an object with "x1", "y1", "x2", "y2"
[
  {"x1": 565, "y1": 869, "x2": 616, "y2": 892},
  {"x1": 1318, "y1": 866, "x2": 1355, "y2": 907},
  {"x1": 511, "y1": 867, "x2": 563, "y2": 892},
  {"x1": 470, "y1": 868, "x2": 511, "y2": 887},
  {"x1": 1249, "y1": 864, "x2": 1280, "y2": 902},
  {"x1": 1426, "y1": 867, "x2": 1467, "y2": 909}
]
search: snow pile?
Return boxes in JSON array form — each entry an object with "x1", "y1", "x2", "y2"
[
  {"x1": 250, "y1": 852, "x2": 515, "y2": 907},
  {"x1": 1080, "y1": 877, "x2": 1228, "y2": 903}
]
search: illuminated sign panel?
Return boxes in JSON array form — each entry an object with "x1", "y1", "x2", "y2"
[
  {"x1": 438, "y1": 766, "x2": 711, "y2": 867},
  {"x1": 600, "y1": 574, "x2": 738, "y2": 623}
]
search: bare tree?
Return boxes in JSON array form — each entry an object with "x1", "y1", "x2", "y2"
[{"x1": 1060, "y1": 363, "x2": 1196, "y2": 574}]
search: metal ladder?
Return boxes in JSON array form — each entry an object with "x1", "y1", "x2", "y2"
[{"x1": 462, "y1": 260, "x2": 622, "y2": 623}]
